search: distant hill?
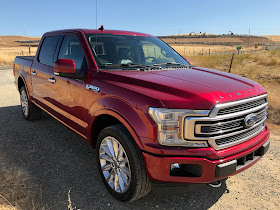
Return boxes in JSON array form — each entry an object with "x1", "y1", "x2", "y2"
[
  {"x1": 0, "y1": 36, "x2": 41, "y2": 48},
  {"x1": 158, "y1": 34, "x2": 272, "y2": 46}
]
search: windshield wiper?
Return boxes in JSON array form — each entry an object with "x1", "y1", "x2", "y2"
[
  {"x1": 101, "y1": 63, "x2": 159, "y2": 71},
  {"x1": 153, "y1": 62, "x2": 191, "y2": 68}
]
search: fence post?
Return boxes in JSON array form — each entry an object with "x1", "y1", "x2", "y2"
[
  {"x1": 229, "y1": 53, "x2": 235, "y2": 73},
  {"x1": 209, "y1": 48, "x2": 210, "y2": 55},
  {"x1": 29, "y1": 45, "x2": 31, "y2": 55}
]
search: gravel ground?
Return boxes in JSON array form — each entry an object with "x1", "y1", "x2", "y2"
[{"x1": 0, "y1": 68, "x2": 279, "y2": 209}]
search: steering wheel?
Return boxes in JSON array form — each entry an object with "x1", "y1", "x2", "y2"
[{"x1": 145, "y1": 56, "x2": 156, "y2": 62}]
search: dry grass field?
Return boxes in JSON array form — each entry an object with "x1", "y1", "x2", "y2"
[
  {"x1": 171, "y1": 44, "x2": 262, "y2": 56},
  {"x1": 0, "y1": 36, "x2": 39, "y2": 66},
  {"x1": 262, "y1": 35, "x2": 280, "y2": 42}
]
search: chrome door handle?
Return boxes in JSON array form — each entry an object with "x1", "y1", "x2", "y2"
[
  {"x1": 48, "y1": 78, "x2": 56, "y2": 84},
  {"x1": 31, "y1": 71, "x2": 37, "y2": 76}
]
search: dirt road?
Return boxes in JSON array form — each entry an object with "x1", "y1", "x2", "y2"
[{"x1": 0, "y1": 67, "x2": 279, "y2": 209}]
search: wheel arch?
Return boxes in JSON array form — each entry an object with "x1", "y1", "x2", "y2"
[
  {"x1": 89, "y1": 109, "x2": 145, "y2": 151},
  {"x1": 18, "y1": 76, "x2": 25, "y2": 91},
  {"x1": 17, "y1": 71, "x2": 32, "y2": 101}
]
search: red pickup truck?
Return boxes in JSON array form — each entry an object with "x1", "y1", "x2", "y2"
[{"x1": 13, "y1": 28, "x2": 270, "y2": 202}]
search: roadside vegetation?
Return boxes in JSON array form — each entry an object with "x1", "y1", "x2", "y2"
[
  {"x1": 0, "y1": 156, "x2": 43, "y2": 210},
  {"x1": 172, "y1": 44, "x2": 262, "y2": 56},
  {"x1": 187, "y1": 48, "x2": 280, "y2": 125},
  {"x1": 0, "y1": 47, "x2": 37, "y2": 66}
]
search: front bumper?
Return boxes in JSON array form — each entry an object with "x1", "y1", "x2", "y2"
[{"x1": 142, "y1": 133, "x2": 270, "y2": 183}]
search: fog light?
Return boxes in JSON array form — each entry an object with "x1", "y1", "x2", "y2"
[
  {"x1": 170, "y1": 163, "x2": 180, "y2": 171},
  {"x1": 170, "y1": 163, "x2": 202, "y2": 177}
]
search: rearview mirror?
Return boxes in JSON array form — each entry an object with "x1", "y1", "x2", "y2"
[{"x1": 54, "y1": 59, "x2": 76, "y2": 74}]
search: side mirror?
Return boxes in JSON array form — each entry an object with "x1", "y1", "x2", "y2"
[
  {"x1": 184, "y1": 57, "x2": 190, "y2": 63},
  {"x1": 54, "y1": 59, "x2": 76, "y2": 75}
]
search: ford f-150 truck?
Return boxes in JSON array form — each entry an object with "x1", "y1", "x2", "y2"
[{"x1": 13, "y1": 28, "x2": 270, "y2": 202}]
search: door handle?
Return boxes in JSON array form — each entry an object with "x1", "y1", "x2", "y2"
[
  {"x1": 48, "y1": 78, "x2": 56, "y2": 84},
  {"x1": 31, "y1": 71, "x2": 37, "y2": 76}
]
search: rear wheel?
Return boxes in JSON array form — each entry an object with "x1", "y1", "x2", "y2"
[
  {"x1": 20, "y1": 86, "x2": 41, "y2": 121},
  {"x1": 96, "y1": 124, "x2": 151, "y2": 202}
]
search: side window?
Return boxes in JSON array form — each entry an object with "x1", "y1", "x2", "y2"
[
  {"x1": 38, "y1": 36, "x2": 60, "y2": 66},
  {"x1": 58, "y1": 36, "x2": 88, "y2": 75}
]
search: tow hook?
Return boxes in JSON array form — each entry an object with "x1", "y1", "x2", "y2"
[{"x1": 209, "y1": 180, "x2": 221, "y2": 188}]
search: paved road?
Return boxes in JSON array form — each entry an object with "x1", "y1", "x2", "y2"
[{"x1": 0, "y1": 67, "x2": 227, "y2": 209}]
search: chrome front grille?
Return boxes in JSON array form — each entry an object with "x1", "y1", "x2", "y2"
[
  {"x1": 184, "y1": 94, "x2": 268, "y2": 150},
  {"x1": 196, "y1": 107, "x2": 267, "y2": 137}
]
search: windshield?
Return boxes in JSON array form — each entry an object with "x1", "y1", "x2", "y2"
[{"x1": 85, "y1": 33, "x2": 190, "y2": 70}]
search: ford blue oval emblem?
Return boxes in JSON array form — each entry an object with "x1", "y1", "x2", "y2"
[{"x1": 244, "y1": 114, "x2": 257, "y2": 128}]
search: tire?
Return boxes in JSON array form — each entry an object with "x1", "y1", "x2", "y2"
[
  {"x1": 96, "y1": 124, "x2": 151, "y2": 202},
  {"x1": 19, "y1": 86, "x2": 41, "y2": 121}
]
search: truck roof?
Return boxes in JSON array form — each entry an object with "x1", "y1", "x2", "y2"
[{"x1": 45, "y1": 28, "x2": 153, "y2": 37}]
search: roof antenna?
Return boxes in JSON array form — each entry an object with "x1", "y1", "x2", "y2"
[
  {"x1": 95, "y1": 0, "x2": 99, "y2": 73},
  {"x1": 96, "y1": 0, "x2": 98, "y2": 31}
]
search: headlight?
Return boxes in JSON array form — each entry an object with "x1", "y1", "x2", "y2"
[{"x1": 148, "y1": 107, "x2": 209, "y2": 147}]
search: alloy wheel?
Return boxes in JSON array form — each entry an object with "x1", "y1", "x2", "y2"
[
  {"x1": 99, "y1": 136, "x2": 131, "y2": 193},
  {"x1": 20, "y1": 89, "x2": 28, "y2": 117}
]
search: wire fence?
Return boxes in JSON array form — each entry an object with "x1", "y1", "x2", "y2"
[{"x1": 175, "y1": 45, "x2": 280, "y2": 56}]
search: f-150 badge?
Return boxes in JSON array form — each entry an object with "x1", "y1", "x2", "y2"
[{"x1": 86, "y1": 84, "x2": 100, "y2": 92}]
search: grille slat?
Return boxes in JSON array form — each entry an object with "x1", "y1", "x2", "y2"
[
  {"x1": 215, "y1": 124, "x2": 264, "y2": 145},
  {"x1": 217, "y1": 98, "x2": 266, "y2": 115}
]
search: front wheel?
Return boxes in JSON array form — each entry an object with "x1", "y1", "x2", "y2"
[
  {"x1": 20, "y1": 86, "x2": 41, "y2": 121},
  {"x1": 96, "y1": 124, "x2": 151, "y2": 202}
]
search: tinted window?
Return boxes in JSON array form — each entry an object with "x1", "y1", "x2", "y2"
[
  {"x1": 38, "y1": 36, "x2": 60, "y2": 66},
  {"x1": 58, "y1": 36, "x2": 88, "y2": 75}
]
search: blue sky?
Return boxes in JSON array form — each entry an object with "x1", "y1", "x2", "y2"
[{"x1": 1, "y1": 0, "x2": 279, "y2": 37}]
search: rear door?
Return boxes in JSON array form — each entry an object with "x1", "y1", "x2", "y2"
[{"x1": 31, "y1": 35, "x2": 61, "y2": 113}]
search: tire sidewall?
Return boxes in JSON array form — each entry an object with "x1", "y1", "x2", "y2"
[{"x1": 96, "y1": 125, "x2": 141, "y2": 202}]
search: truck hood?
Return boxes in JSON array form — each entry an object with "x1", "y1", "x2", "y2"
[{"x1": 102, "y1": 67, "x2": 266, "y2": 109}]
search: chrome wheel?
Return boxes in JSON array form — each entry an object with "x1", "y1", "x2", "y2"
[
  {"x1": 99, "y1": 136, "x2": 131, "y2": 193},
  {"x1": 20, "y1": 89, "x2": 28, "y2": 117}
]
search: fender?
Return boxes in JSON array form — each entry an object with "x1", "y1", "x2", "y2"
[
  {"x1": 87, "y1": 96, "x2": 155, "y2": 150},
  {"x1": 18, "y1": 69, "x2": 32, "y2": 101}
]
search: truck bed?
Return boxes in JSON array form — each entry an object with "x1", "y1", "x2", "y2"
[
  {"x1": 16, "y1": 56, "x2": 35, "y2": 61},
  {"x1": 14, "y1": 56, "x2": 34, "y2": 69}
]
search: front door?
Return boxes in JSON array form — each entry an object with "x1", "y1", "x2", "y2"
[{"x1": 50, "y1": 35, "x2": 89, "y2": 137}]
